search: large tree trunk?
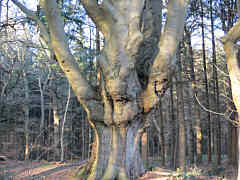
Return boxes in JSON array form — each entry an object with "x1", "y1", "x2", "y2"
[
  {"x1": 77, "y1": 119, "x2": 145, "y2": 180},
  {"x1": 222, "y1": 41, "x2": 240, "y2": 179},
  {"x1": 221, "y1": 18, "x2": 240, "y2": 178},
  {"x1": 10, "y1": 0, "x2": 187, "y2": 179}
]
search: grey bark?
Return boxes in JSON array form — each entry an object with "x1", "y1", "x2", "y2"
[{"x1": 13, "y1": 0, "x2": 189, "y2": 179}]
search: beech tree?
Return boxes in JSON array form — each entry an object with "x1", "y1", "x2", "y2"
[
  {"x1": 12, "y1": 0, "x2": 188, "y2": 179},
  {"x1": 221, "y1": 17, "x2": 240, "y2": 180}
]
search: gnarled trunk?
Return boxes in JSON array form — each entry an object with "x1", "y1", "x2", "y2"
[
  {"x1": 78, "y1": 45, "x2": 146, "y2": 179},
  {"x1": 12, "y1": 0, "x2": 188, "y2": 179},
  {"x1": 78, "y1": 119, "x2": 145, "y2": 180}
]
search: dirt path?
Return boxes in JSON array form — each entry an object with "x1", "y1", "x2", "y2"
[
  {"x1": 0, "y1": 160, "x2": 87, "y2": 180},
  {"x1": 0, "y1": 160, "x2": 235, "y2": 180},
  {"x1": 21, "y1": 161, "x2": 86, "y2": 180}
]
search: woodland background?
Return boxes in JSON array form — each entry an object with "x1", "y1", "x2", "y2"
[{"x1": 0, "y1": 0, "x2": 239, "y2": 179}]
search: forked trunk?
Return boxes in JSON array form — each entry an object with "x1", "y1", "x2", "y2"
[
  {"x1": 11, "y1": 0, "x2": 189, "y2": 179},
  {"x1": 77, "y1": 118, "x2": 145, "y2": 180},
  {"x1": 39, "y1": 0, "x2": 188, "y2": 179}
]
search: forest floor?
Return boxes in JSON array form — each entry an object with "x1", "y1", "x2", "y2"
[{"x1": 0, "y1": 157, "x2": 236, "y2": 180}]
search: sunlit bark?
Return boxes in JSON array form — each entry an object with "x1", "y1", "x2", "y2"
[
  {"x1": 221, "y1": 18, "x2": 240, "y2": 180},
  {"x1": 13, "y1": 0, "x2": 188, "y2": 179}
]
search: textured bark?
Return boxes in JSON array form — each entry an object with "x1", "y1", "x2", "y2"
[
  {"x1": 222, "y1": 41, "x2": 240, "y2": 179},
  {"x1": 219, "y1": 0, "x2": 239, "y2": 169},
  {"x1": 143, "y1": 0, "x2": 188, "y2": 112},
  {"x1": 14, "y1": 0, "x2": 188, "y2": 179},
  {"x1": 221, "y1": 17, "x2": 240, "y2": 179}
]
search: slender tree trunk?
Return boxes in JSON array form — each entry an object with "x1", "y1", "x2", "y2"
[
  {"x1": 38, "y1": 69, "x2": 51, "y2": 148},
  {"x1": 186, "y1": 82, "x2": 195, "y2": 164},
  {"x1": 210, "y1": 0, "x2": 221, "y2": 165},
  {"x1": 60, "y1": 84, "x2": 71, "y2": 162},
  {"x1": 159, "y1": 100, "x2": 165, "y2": 166},
  {"x1": 170, "y1": 83, "x2": 177, "y2": 169},
  {"x1": 152, "y1": 100, "x2": 165, "y2": 166},
  {"x1": 185, "y1": 29, "x2": 202, "y2": 164},
  {"x1": 228, "y1": 120, "x2": 238, "y2": 166},
  {"x1": 200, "y1": 0, "x2": 211, "y2": 163},
  {"x1": 227, "y1": 96, "x2": 238, "y2": 167},
  {"x1": 174, "y1": 111, "x2": 179, "y2": 170},
  {"x1": 23, "y1": 59, "x2": 30, "y2": 160},
  {"x1": 176, "y1": 49, "x2": 186, "y2": 171},
  {"x1": 50, "y1": 89, "x2": 61, "y2": 160},
  {"x1": 141, "y1": 130, "x2": 148, "y2": 168},
  {"x1": 39, "y1": 77, "x2": 45, "y2": 137}
]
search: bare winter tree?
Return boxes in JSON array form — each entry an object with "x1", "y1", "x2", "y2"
[{"x1": 12, "y1": 0, "x2": 188, "y2": 179}]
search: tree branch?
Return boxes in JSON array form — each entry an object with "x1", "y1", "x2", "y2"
[
  {"x1": 143, "y1": 0, "x2": 188, "y2": 113},
  {"x1": 80, "y1": 0, "x2": 110, "y2": 35},
  {"x1": 237, "y1": 0, "x2": 240, "y2": 18},
  {"x1": 101, "y1": 0, "x2": 123, "y2": 23},
  {"x1": 42, "y1": 0, "x2": 103, "y2": 117},
  {"x1": 221, "y1": 19, "x2": 240, "y2": 44},
  {"x1": 11, "y1": 0, "x2": 51, "y2": 47},
  {"x1": 124, "y1": 0, "x2": 145, "y2": 56}
]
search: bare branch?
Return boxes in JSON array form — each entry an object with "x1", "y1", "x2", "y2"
[
  {"x1": 195, "y1": 94, "x2": 225, "y2": 116},
  {"x1": 153, "y1": 0, "x2": 188, "y2": 74},
  {"x1": 80, "y1": 0, "x2": 110, "y2": 34},
  {"x1": 42, "y1": 0, "x2": 102, "y2": 112},
  {"x1": 124, "y1": 0, "x2": 145, "y2": 56},
  {"x1": 11, "y1": 0, "x2": 51, "y2": 47},
  {"x1": 237, "y1": 0, "x2": 240, "y2": 19},
  {"x1": 221, "y1": 19, "x2": 240, "y2": 44}
]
